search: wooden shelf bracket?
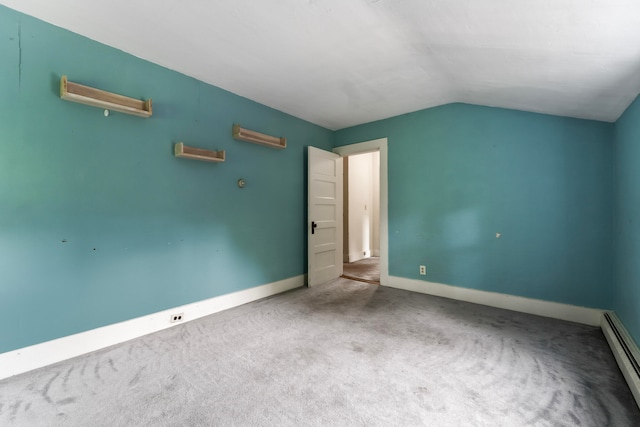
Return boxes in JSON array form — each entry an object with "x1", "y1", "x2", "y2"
[
  {"x1": 232, "y1": 124, "x2": 286, "y2": 149},
  {"x1": 174, "y1": 142, "x2": 225, "y2": 163},
  {"x1": 60, "y1": 75, "x2": 152, "y2": 118}
]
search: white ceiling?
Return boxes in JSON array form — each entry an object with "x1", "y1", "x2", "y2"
[{"x1": 3, "y1": 0, "x2": 640, "y2": 130}]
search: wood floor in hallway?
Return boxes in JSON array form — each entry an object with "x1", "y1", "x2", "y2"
[{"x1": 342, "y1": 256, "x2": 380, "y2": 284}]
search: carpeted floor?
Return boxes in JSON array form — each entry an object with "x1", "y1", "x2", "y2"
[
  {"x1": 342, "y1": 256, "x2": 380, "y2": 283},
  {"x1": 0, "y1": 278, "x2": 638, "y2": 426}
]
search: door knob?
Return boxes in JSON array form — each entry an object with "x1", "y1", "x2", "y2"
[{"x1": 311, "y1": 221, "x2": 317, "y2": 234}]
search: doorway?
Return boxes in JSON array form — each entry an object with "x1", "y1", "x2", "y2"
[
  {"x1": 333, "y1": 138, "x2": 388, "y2": 287},
  {"x1": 341, "y1": 151, "x2": 380, "y2": 284}
]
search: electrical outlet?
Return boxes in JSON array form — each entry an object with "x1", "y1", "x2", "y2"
[
  {"x1": 170, "y1": 313, "x2": 184, "y2": 323},
  {"x1": 419, "y1": 265, "x2": 426, "y2": 275}
]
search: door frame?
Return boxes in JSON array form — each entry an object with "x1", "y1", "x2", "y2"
[{"x1": 334, "y1": 138, "x2": 388, "y2": 286}]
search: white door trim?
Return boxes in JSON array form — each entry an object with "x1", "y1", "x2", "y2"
[{"x1": 334, "y1": 138, "x2": 388, "y2": 286}]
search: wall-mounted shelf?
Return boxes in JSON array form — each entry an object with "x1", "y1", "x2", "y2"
[
  {"x1": 60, "y1": 75, "x2": 152, "y2": 118},
  {"x1": 174, "y1": 142, "x2": 225, "y2": 163},
  {"x1": 232, "y1": 124, "x2": 286, "y2": 149}
]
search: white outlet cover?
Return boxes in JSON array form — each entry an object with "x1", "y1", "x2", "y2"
[{"x1": 170, "y1": 313, "x2": 184, "y2": 323}]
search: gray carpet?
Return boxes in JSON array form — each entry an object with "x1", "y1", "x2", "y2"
[
  {"x1": 0, "y1": 278, "x2": 638, "y2": 426},
  {"x1": 342, "y1": 256, "x2": 380, "y2": 283}
]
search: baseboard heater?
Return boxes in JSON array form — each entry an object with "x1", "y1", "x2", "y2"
[{"x1": 601, "y1": 312, "x2": 640, "y2": 409}]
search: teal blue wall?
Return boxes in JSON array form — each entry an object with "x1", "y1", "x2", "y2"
[
  {"x1": 0, "y1": 6, "x2": 333, "y2": 353},
  {"x1": 2, "y1": 4, "x2": 633, "y2": 356},
  {"x1": 613, "y1": 94, "x2": 640, "y2": 343},
  {"x1": 336, "y1": 104, "x2": 614, "y2": 308}
]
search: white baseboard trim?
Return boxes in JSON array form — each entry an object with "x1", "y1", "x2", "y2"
[
  {"x1": 386, "y1": 276, "x2": 603, "y2": 326},
  {"x1": 348, "y1": 251, "x2": 371, "y2": 263},
  {"x1": 601, "y1": 312, "x2": 640, "y2": 409},
  {"x1": 0, "y1": 275, "x2": 305, "y2": 380}
]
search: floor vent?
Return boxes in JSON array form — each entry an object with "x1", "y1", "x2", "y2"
[{"x1": 602, "y1": 312, "x2": 640, "y2": 409}]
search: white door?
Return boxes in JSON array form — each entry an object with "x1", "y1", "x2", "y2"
[{"x1": 308, "y1": 146, "x2": 343, "y2": 286}]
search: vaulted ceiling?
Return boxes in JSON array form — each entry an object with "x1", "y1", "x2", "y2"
[{"x1": 3, "y1": 0, "x2": 640, "y2": 130}]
